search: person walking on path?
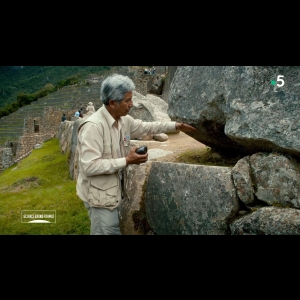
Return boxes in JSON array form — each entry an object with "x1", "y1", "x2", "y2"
[{"x1": 86, "y1": 102, "x2": 95, "y2": 115}]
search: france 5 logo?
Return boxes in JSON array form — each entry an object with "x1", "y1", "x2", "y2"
[{"x1": 270, "y1": 75, "x2": 285, "y2": 92}]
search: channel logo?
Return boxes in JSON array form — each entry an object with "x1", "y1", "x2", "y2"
[
  {"x1": 21, "y1": 210, "x2": 56, "y2": 223},
  {"x1": 270, "y1": 75, "x2": 285, "y2": 92}
]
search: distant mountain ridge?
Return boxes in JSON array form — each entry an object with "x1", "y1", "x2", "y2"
[{"x1": 0, "y1": 66, "x2": 111, "y2": 109}]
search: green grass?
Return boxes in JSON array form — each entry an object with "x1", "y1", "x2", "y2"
[{"x1": 0, "y1": 138, "x2": 90, "y2": 235}]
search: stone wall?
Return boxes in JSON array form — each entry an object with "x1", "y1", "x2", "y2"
[
  {"x1": 0, "y1": 105, "x2": 76, "y2": 172},
  {"x1": 15, "y1": 134, "x2": 48, "y2": 160},
  {"x1": 4, "y1": 141, "x2": 18, "y2": 156},
  {"x1": 0, "y1": 148, "x2": 14, "y2": 173},
  {"x1": 15, "y1": 106, "x2": 73, "y2": 160}
]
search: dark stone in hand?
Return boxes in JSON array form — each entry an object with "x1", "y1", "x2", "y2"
[{"x1": 135, "y1": 145, "x2": 148, "y2": 154}]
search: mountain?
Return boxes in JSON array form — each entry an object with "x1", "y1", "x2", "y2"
[{"x1": 0, "y1": 66, "x2": 111, "y2": 109}]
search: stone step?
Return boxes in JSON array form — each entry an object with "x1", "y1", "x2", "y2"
[
  {"x1": 0, "y1": 126, "x2": 24, "y2": 130},
  {"x1": 0, "y1": 131, "x2": 23, "y2": 135},
  {"x1": 0, "y1": 127, "x2": 24, "y2": 132},
  {"x1": 0, "y1": 117, "x2": 25, "y2": 122},
  {"x1": 0, "y1": 117, "x2": 26, "y2": 122},
  {"x1": 14, "y1": 110, "x2": 44, "y2": 116},
  {"x1": 0, "y1": 127, "x2": 24, "y2": 131},
  {"x1": 0, "y1": 131, "x2": 23, "y2": 137},
  {"x1": 0, "y1": 131, "x2": 23, "y2": 136},
  {"x1": 0, "y1": 122, "x2": 23, "y2": 127}
]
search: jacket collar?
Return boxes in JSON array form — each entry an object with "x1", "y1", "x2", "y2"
[{"x1": 101, "y1": 105, "x2": 125, "y2": 129}]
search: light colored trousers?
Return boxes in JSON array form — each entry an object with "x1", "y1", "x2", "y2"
[{"x1": 83, "y1": 202, "x2": 121, "y2": 235}]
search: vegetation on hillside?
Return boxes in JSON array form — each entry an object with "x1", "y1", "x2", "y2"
[
  {"x1": 0, "y1": 66, "x2": 111, "y2": 117},
  {"x1": 0, "y1": 138, "x2": 90, "y2": 235}
]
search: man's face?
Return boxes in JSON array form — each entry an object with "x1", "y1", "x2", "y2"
[{"x1": 114, "y1": 91, "x2": 133, "y2": 117}]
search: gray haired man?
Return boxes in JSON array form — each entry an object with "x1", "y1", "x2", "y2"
[{"x1": 76, "y1": 73, "x2": 197, "y2": 235}]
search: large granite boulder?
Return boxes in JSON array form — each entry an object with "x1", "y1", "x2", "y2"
[
  {"x1": 145, "y1": 162, "x2": 239, "y2": 235},
  {"x1": 232, "y1": 152, "x2": 300, "y2": 208},
  {"x1": 168, "y1": 66, "x2": 300, "y2": 158},
  {"x1": 130, "y1": 91, "x2": 171, "y2": 122},
  {"x1": 230, "y1": 206, "x2": 300, "y2": 235}
]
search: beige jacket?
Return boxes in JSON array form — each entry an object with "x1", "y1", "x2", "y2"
[{"x1": 76, "y1": 105, "x2": 176, "y2": 211}]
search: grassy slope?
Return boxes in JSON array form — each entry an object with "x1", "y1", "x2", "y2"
[{"x1": 0, "y1": 138, "x2": 90, "y2": 235}]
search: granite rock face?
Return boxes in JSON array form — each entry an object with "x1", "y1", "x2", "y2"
[
  {"x1": 230, "y1": 206, "x2": 300, "y2": 235},
  {"x1": 250, "y1": 152, "x2": 300, "y2": 208},
  {"x1": 231, "y1": 156, "x2": 254, "y2": 205},
  {"x1": 232, "y1": 152, "x2": 300, "y2": 209},
  {"x1": 168, "y1": 66, "x2": 300, "y2": 157},
  {"x1": 145, "y1": 162, "x2": 239, "y2": 235},
  {"x1": 130, "y1": 91, "x2": 171, "y2": 122},
  {"x1": 119, "y1": 163, "x2": 150, "y2": 235},
  {"x1": 162, "y1": 66, "x2": 178, "y2": 103}
]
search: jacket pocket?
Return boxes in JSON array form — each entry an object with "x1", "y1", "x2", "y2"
[{"x1": 87, "y1": 174, "x2": 119, "y2": 208}]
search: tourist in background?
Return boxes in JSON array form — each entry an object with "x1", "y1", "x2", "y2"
[{"x1": 86, "y1": 102, "x2": 95, "y2": 115}]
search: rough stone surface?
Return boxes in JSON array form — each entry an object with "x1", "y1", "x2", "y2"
[
  {"x1": 148, "y1": 75, "x2": 164, "y2": 95},
  {"x1": 232, "y1": 156, "x2": 254, "y2": 204},
  {"x1": 58, "y1": 121, "x2": 73, "y2": 154},
  {"x1": 168, "y1": 66, "x2": 300, "y2": 157},
  {"x1": 145, "y1": 162, "x2": 239, "y2": 235},
  {"x1": 0, "y1": 148, "x2": 14, "y2": 172},
  {"x1": 162, "y1": 66, "x2": 178, "y2": 103},
  {"x1": 250, "y1": 152, "x2": 300, "y2": 208},
  {"x1": 119, "y1": 163, "x2": 150, "y2": 235},
  {"x1": 129, "y1": 91, "x2": 172, "y2": 123},
  {"x1": 153, "y1": 133, "x2": 168, "y2": 142},
  {"x1": 230, "y1": 206, "x2": 300, "y2": 235}
]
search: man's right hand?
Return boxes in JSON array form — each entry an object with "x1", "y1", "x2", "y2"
[{"x1": 126, "y1": 146, "x2": 148, "y2": 165}]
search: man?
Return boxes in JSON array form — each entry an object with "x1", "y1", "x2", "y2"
[{"x1": 76, "y1": 73, "x2": 197, "y2": 235}]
